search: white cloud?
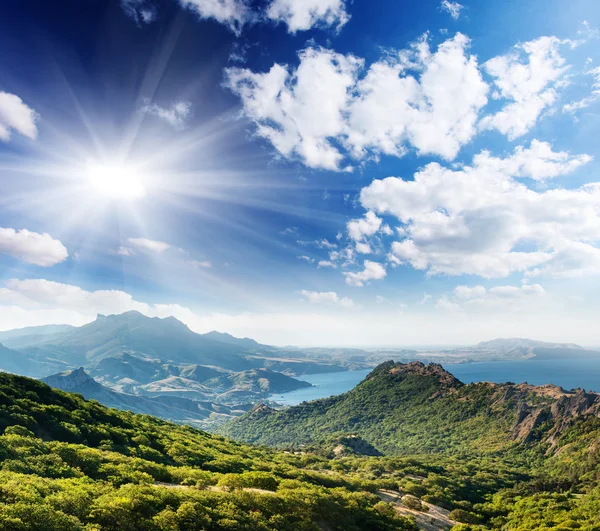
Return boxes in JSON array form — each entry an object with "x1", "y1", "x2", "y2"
[
  {"x1": 355, "y1": 242, "x2": 372, "y2": 254},
  {"x1": 178, "y1": 0, "x2": 251, "y2": 35},
  {"x1": 300, "y1": 289, "x2": 354, "y2": 308},
  {"x1": 347, "y1": 211, "x2": 382, "y2": 241},
  {"x1": 480, "y1": 36, "x2": 569, "y2": 139},
  {"x1": 563, "y1": 66, "x2": 600, "y2": 114},
  {"x1": 280, "y1": 226, "x2": 299, "y2": 235},
  {"x1": 317, "y1": 260, "x2": 336, "y2": 268},
  {"x1": 359, "y1": 141, "x2": 600, "y2": 278},
  {"x1": 0, "y1": 228, "x2": 68, "y2": 267},
  {"x1": 267, "y1": 0, "x2": 349, "y2": 33},
  {"x1": 344, "y1": 260, "x2": 386, "y2": 287},
  {"x1": 435, "y1": 295, "x2": 461, "y2": 311},
  {"x1": 475, "y1": 140, "x2": 592, "y2": 181},
  {"x1": 190, "y1": 260, "x2": 212, "y2": 268},
  {"x1": 298, "y1": 255, "x2": 315, "y2": 263},
  {"x1": 121, "y1": 0, "x2": 157, "y2": 24},
  {"x1": 226, "y1": 33, "x2": 488, "y2": 169},
  {"x1": 345, "y1": 33, "x2": 488, "y2": 162},
  {"x1": 439, "y1": 282, "x2": 547, "y2": 313},
  {"x1": 0, "y1": 279, "x2": 196, "y2": 328},
  {"x1": 142, "y1": 101, "x2": 191, "y2": 129},
  {"x1": 112, "y1": 246, "x2": 135, "y2": 257},
  {"x1": 454, "y1": 285, "x2": 486, "y2": 299},
  {"x1": 225, "y1": 47, "x2": 362, "y2": 170},
  {"x1": 0, "y1": 91, "x2": 38, "y2": 142},
  {"x1": 127, "y1": 237, "x2": 171, "y2": 253},
  {"x1": 315, "y1": 238, "x2": 338, "y2": 249},
  {"x1": 440, "y1": 0, "x2": 463, "y2": 19},
  {"x1": 419, "y1": 293, "x2": 432, "y2": 304}
]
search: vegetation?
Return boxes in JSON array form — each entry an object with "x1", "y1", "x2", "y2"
[
  {"x1": 0, "y1": 372, "x2": 416, "y2": 530},
  {"x1": 3, "y1": 359, "x2": 600, "y2": 530}
]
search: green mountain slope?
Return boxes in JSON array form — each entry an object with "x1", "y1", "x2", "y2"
[
  {"x1": 0, "y1": 370, "x2": 417, "y2": 531},
  {"x1": 218, "y1": 361, "x2": 600, "y2": 456}
]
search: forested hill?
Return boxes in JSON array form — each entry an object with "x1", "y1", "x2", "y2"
[
  {"x1": 0, "y1": 371, "x2": 417, "y2": 530},
  {"x1": 218, "y1": 360, "x2": 600, "y2": 456}
]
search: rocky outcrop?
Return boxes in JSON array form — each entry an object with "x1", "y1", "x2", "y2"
[
  {"x1": 331, "y1": 435, "x2": 383, "y2": 457},
  {"x1": 375, "y1": 361, "x2": 462, "y2": 388}
]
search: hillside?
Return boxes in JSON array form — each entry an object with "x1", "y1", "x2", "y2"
[
  {"x1": 219, "y1": 361, "x2": 600, "y2": 456},
  {"x1": 3, "y1": 367, "x2": 600, "y2": 529},
  {"x1": 42, "y1": 368, "x2": 245, "y2": 428},
  {"x1": 0, "y1": 370, "x2": 418, "y2": 530}
]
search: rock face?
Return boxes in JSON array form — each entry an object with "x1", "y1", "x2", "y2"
[
  {"x1": 510, "y1": 387, "x2": 600, "y2": 444},
  {"x1": 331, "y1": 435, "x2": 383, "y2": 457}
]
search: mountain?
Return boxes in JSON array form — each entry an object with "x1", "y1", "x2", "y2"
[
  {"x1": 17, "y1": 311, "x2": 260, "y2": 372},
  {"x1": 0, "y1": 370, "x2": 415, "y2": 531},
  {"x1": 41, "y1": 367, "x2": 244, "y2": 427},
  {"x1": 0, "y1": 342, "x2": 70, "y2": 377},
  {"x1": 0, "y1": 324, "x2": 75, "y2": 349},
  {"x1": 219, "y1": 360, "x2": 600, "y2": 456},
  {"x1": 202, "y1": 368, "x2": 312, "y2": 399},
  {"x1": 202, "y1": 330, "x2": 273, "y2": 351},
  {"x1": 88, "y1": 352, "x2": 223, "y2": 389},
  {"x1": 4, "y1": 365, "x2": 600, "y2": 529},
  {"x1": 438, "y1": 337, "x2": 596, "y2": 362}
]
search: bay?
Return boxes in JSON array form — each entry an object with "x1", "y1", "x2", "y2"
[
  {"x1": 270, "y1": 358, "x2": 600, "y2": 405},
  {"x1": 448, "y1": 358, "x2": 600, "y2": 392},
  {"x1": 269, "y1": 369, "x2": 372, "y2": 406}
]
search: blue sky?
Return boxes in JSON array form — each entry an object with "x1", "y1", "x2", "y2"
[{"x1": 1, "y1": 0, "x2": 600, "y2": 346}]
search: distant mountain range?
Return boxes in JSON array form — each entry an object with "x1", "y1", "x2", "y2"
[{"x1": 1, "y1": 311, "x2": 599, "y2": 430}]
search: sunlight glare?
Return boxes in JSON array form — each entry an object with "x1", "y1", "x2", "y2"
[{"x1": 85, "y1": 162, "x2": 146, "y2": 200}]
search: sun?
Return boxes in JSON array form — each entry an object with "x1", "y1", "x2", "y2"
[{"x1": 85, "y1": 161, "x2": 146, "y2": 200}]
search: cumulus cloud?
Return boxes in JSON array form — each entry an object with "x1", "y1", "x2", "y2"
[
  {"x1": 226, "y1": 33, "x2": 488, "y2": 169},
  {"x1": 475, "y1": 140, "x2": 592, "y2": 181},
  {"x1": 142, "y1": 101, "x2": 191, "y2": 129},
  {"x1": 440, "y1": 0, "x2": 463, "y2": 19},
  {"x1": 359, "y1": 141, "x2": 598, "y2": 279},
  {"x1": 127, "y1": 237, "x2": 171, "y2": 253},
  {"x1": 480, "y1": 36, "x2": 569, "y2": 139},
  {"x1": 344, "y1": 260, "x2": 386, "y2": 287},
  {"x1": 267, "y1": 0, "x2": 349, "y2": 33},
  {"x1": 225, "y1": 47, "x2": 362, "y2": 170},
  {"x1": 317, "y1": 260, "x2": 336, "y2": 268},
  {"x1": 347, "y1": 211, "x2": 383, "y2": 241},
  {"x1": 121, "y1": 0, "x2": 157, "y2": 24},
  {"x1": 0, "y1": 91, "x2": 38, "y2": 142},
  {"x1": 0, "y1": 228, "x2": 68, "y2": 267},
  {"x1": 178, "y1": 0, "x2": 251, "y2": 35},
  {"x1": 300, "y1": 289, "x2": 354, "y2": 307}
]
